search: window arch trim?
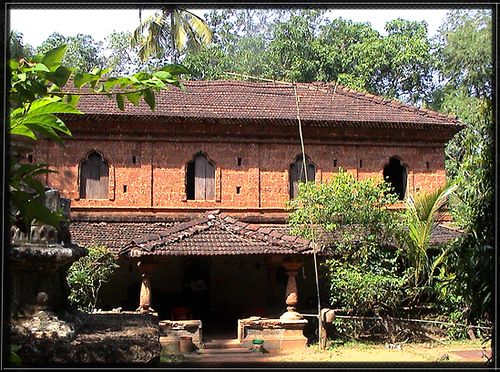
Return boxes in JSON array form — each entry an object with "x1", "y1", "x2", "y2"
[
  {"x1": 78, "y1": 150, "x2": 111, "y2": 200},
  {"x1": 185, "y1": 151, "x2": 216, "y2": 201},
  {"x1": 289, "y1": 154, "x2": 316, "y2": 199}
]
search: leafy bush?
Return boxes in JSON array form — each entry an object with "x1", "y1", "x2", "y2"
[
  {"x1": 327, "y1": 260, "x2": 406, "y2": 315},
  {"x1": 67, "y1": 245, "x2": 119, "y2": 312},
  {"x1": 288, "y1": 169, "x2": 406, "y2": 316}
]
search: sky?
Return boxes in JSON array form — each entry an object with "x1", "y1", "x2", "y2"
[{"x1": 9, "y1": 7, "x2": 454, "y2": 48}]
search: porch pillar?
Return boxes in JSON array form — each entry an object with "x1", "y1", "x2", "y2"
[
  {"x1": 137, "y1": 261, "x2": 157, "y2": 313},
  {"x1": 280, "y1": 260, "x2": 303, "y2": 320}
]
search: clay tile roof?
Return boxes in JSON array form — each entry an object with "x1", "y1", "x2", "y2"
[
  {"x1": 69, "y1": 221, "x2": 178, "y2": 252},
  {"x1": 119, "y1": 211, "x2": 317, "y2": 258},
  {"x1": 69, "y1": 218, "x2": 462, "y2": 257},
  {"x1": 70, "y1": 80, "x2": 463, "y2": 130}
]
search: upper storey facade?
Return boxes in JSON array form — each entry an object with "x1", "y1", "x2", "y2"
[{"x1": 31, "y1": 80, "x2": 462, "y2": 217}]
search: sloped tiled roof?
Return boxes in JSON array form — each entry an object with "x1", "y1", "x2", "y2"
[
  {"x1": 260, "y1": 223, "x2": 462, "y2": 247},
  {"x1": 69, "y1": 217, "x2": 462, "y2": 256},
  {"x1": 72, "y1": 80, "x2": 463, "y2": 130},
  {"x1": 119, "y1": 210, "x2": 318, "y2": 258},
  {"x1": 69, "y1": 221, "x2": 177, "y2": 252}
]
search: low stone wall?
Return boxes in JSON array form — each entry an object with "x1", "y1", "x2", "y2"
[
  {"x1": 10, "y1": 310, "x2": 161, "y2": 366},
  {"x1": 238, "y1": 317, "x2": 308, "y2": 350}
]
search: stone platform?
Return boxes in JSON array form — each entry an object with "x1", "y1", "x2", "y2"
[
  {"x1": 159, "y1": 319, "x2": 203, "y2": 349},
  {"x1": 238, "y1": 317, "x2": 308, "y2": 350}
]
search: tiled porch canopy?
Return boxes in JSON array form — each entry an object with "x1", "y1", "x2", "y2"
[{"x1": 119, "y1": 210, "x2": 319, "y2": 258}]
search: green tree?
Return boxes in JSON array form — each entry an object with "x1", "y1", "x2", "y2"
[
  {"x1": 37, "y1": 32, "x2": 106, "y2": 73},
  {"x1": 131, "y1": 7, "x2": 212, "y2": 63},
  {"x1": 315, "y1": 17, "x2": 380, "y2": 88},
  {"x1": 266, "y1": 10, "x2": 327, "y2": 82},
  {"x1": 288, "y1": 170, "x2": 405, "y2": 316},
  {"x1": 67, "y1": 245, "x2": 119, "y2": 311},
  {"x1": 430, "y1": 9, "x2": 494, "y2": 325},
  {"x1": 182, "y1": 10, "x2": 436, "y2": 105},
  {"x1": 9, "y1": 30, "x2": 34, "y2": 60},
  {"x1": 433, "y1": 9, "x2": 492, "y2": 99},
  {"x1": 373, "y1": 19, "x2": 435, "y2": 105}
]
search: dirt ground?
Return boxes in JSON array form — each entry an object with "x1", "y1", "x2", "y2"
[
  {"x1": 267, "y1": 339, "x2": 492, "y2": 363},
  {"x1": 173, "y1": 339, "x2": 492, "y2": 366}
]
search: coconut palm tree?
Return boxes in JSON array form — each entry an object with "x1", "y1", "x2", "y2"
[
  {"x1": 404, "y1": 183, "x2": 457, "y2": 287},
  {"x1": 131, "y1": 7, "x2": 212, "y2": 64}
]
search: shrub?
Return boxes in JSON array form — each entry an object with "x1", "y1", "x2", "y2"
[{"x1": 67, "y1": 245, "x2": 119, "y2": 312}]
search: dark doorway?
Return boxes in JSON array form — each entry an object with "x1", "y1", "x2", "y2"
[
  {"x1": 383, "y1": 157, "x2": 407, "y2": 200},
  {"x1": 182, "y1": 257, "x2": 211, "y2": 323}
]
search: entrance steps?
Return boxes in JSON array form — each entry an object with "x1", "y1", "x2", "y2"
[{"x1": 198, "y1": 338, "x2": 251, "y2": 354}]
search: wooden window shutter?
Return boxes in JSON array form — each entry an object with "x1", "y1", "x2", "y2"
[
  {"x1": 194, "y1": 154, "x2": 207, "y2": 200},
  {"x1": 205, "y1": 160, "x2": 215, "y2": 200},
  {"x1": 188, "y1": 153, "x2": 215, "y2": 200},
  {"x1": 79, "y1": 152, "x2": 109, "y2": 199},
  {"x1": 290, "y1": 156, "x2": 315, "y2": 199}
]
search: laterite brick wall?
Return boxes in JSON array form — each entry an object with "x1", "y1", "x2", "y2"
[{"x1": 31, "y1": 119, "x2": 450, "y2": 213}]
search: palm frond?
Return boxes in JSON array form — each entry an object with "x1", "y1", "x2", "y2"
[
  {"x1": 404, "y1": 183, "x2": 457, "y2": 286},
  {"x1": 172, "y1": 11, "x2": 187, "y2": 51},
  {"x1": 182, "y1": 10, "x2": 213, "y2": 45}
]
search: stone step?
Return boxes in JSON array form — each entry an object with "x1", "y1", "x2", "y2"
[
  {"x1": 204, "y1": 339, "x2": 242, "y2": 349},
  {"x1": 197, "y1": 347, "x2": 251, "y2": 354}
]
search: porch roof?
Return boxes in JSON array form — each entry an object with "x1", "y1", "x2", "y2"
[
  {"x1": 119, "y1": 210, "x2": 318, "y2": 258},
  {"x1": 69, "y1": 215, "x2": 463, "y2": 257}
]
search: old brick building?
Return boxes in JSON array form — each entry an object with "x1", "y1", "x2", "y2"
[{"x1": 32, "y1": 80, "x2": 462, "y2": 338}]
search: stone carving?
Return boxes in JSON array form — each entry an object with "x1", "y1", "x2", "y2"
[{"x1": 8, "y1": 189, "x2": 162, "y2": 365}]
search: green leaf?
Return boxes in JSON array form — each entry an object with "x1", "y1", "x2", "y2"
[
  {"x1": 24, "y1": 123, "x2": 61, "y2": 143},
  {"x1": 9, "y1": 60, "x2": 19, "y2": 70},
  {"x1": 143, "y1": 88, "x2": 155, "y2": 111},
  {"x1": 126, "y1": 92, "x2": 141, "y2": 106},
  {"x1": 27, "y1": 198, "x2": 63, "y2": 227},
  {"x1": 74, "y1": 72, "x2": 97, "y2": 88},
  {"x1": 10, "y1": 351, "x2": 22, "y2": 366},
  {"x1": 153, "y1": 70, "x2": 173, "y2": 80},
  {"x1": 23, "y1": 176, "x2": 46, "y2": 195},
  {"x1": 23, "y1": 113, "x2": 72, "y2": 136},
  {"x1": 33, "y1": 63, "x2": 51, "y2": 72},
  {"x1": 45, "y1": 66, "x2": 73, "y2": 88},
  {"x1": 13, "y1": 73, "x2": 26, "y2": 85},
  {"x1": 64, "y1": 94, "x2": 81, "y2": 107},
  {"x1": 41, "y1": 44, "x2": 68, "y2": 69},
  {"x1": 160, "y1": 64, "x2": 190, "y2": 76},
  {"x1": 104, "y1": 77, "x2": 130, "y2": 91},
  {"x1": 9, "y1": 125, "x2": 36, "y2": 139},
  {"x1": 28, "y1": 100, "x2": 82, "y2": 116},
  {"x1": 116, "y1": 93, "x2": 125, "y2": 111},
  {"x1": 132, "y1": 72, "x2": 151, "y2": 81}
]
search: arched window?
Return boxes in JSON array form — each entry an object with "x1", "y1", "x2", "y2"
[
  {"x1": 383, "y1": 157, "x2": 407, "y2": 200},
  {"x1": 186, "y1": 153, "x2": 215, "y2": 200},
  {"x1": 79, "y1": 151, "x2": 109, "y2": 199},
  {"x1": 289, "y1": 155, "x2": 315, "y2": 199}
]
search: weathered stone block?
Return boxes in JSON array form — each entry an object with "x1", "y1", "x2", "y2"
[
  {"x1": 238, "y1": 317, "x2": 308, "y2": 350},
  {"x1": 159, "y1": 320, "x2": 203, "y2": 349}
]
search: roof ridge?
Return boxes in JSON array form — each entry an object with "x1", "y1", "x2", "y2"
[{"x1": 218, "y1": 214, "x2": 316, "y2": 252}]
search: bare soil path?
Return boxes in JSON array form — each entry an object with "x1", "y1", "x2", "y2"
[{"x1": 163, "y1": 339, "x2": 492, "y2": 367}]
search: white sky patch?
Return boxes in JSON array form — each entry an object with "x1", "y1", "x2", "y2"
[{"x1": 9, "y1": 7, "x2": 453, "y2": 48}]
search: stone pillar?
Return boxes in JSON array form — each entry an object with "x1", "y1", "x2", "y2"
[
  {"x1": 137, "y1": 262, "x2": 157, "y2": 313},
  {"x1": 280, "y1": 261, "x2": 303, "y2": 320}
]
